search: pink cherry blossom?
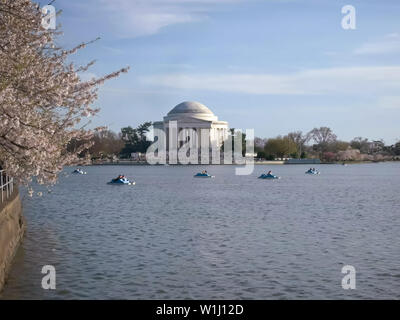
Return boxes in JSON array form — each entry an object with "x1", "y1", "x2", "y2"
[{"x1": 0, "y1": 0, "x2": 129, "y2": 186}]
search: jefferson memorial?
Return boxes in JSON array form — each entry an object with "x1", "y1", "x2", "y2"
[{"x1": 153, "y1": 101, "x2": 229, "y2": 150}]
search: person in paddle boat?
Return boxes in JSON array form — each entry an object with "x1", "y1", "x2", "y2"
[
  {"x1": 195, "y1": 170, "x2": 212, "y2": 178},
  {"x1": 113, "y1": 174, "x2": 124, "y2": 182},
  {"x1": 266, "y1": 170, "x2": 274, "y2": 177},
  {"x1": 259, "y1": 170, "x2": 279, "y2": 179}
]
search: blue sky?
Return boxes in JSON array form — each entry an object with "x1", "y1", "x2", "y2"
[{"x1": 46, "y1": 0, "x2": 400, "y2": 144}]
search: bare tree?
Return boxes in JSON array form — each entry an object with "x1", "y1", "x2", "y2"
[
  {"x1": 350, "y1": 137, "x2": 370, "y2": 153},
  {"x1": 309, "y1": 127, "x2": 337, "y2": 145},
  {"x1": 308, "y1": 127, "x2": 337, "y2": 156},
  {"x1": 287, "y1": 131, "x2": 311, "y2": 158},
  {"x1": 254, "y1": 137, "x2": 267, "y2": 150}
]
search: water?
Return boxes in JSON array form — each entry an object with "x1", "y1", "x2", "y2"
[{"x1": 1, "y1": 163, "x2": 399, "y2": 299}]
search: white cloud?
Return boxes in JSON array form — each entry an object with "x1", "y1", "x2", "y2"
[
  {"x1": 140, "y1": 66, "x2": 400, "y2": 95},
  {"x1": 354, "y1": 33, "x2": 400, "y2": 55},
  {"x1": 70, "y1": 0, "x2": 241, "y2": 38}
]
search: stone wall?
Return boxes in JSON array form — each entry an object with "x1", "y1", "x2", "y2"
[{"x1": 0, "y1": 191, "x2": 25, "y2": 292}]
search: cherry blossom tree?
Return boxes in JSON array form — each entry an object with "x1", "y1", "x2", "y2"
[
  {"x1": 0, "y1": 0, "x2": 129, "y2": 186},
  {"x1": 337, "y1": 149, "x2": 361, "y2": 161}
]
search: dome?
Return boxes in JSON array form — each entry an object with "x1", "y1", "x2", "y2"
[{"x1": 168, "y1": 101, "x2": 214, "y2": 116}]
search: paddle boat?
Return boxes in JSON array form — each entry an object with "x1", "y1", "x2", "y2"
[
  {"x1": 72, "y1": 168, "x2": 87, "y2": 175},
  {"x1": 258, "y1": 173, "x2": 281, "y2": 180},
  {"x1": 107, "y1": 177, "x2": 135, "y2": 185},
  {"x1": 194, "y1": 172, "x2": 215, "y2": 178},
  {"x1": 305, "y1": 169, "x2": 320, "y2": 175}
]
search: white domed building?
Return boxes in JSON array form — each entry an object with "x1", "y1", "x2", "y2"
[{"x1": 153, "y1": 101, "x2": 229, "y2": 151}]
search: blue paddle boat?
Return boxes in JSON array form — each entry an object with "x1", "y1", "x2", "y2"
[
  {"x1": 194, "y1": 172, "x2": 215, "y2": 178},
  {"x1": 107, "y1": 178, "x2": 135, "y2": 185},
  {"x1": 72, "y1": 168, "x2": 86, "y2": 175},
  {"x1": 258, "y1": 173, "x2": 280, "y2": 180},
  {"x1": 305, "y1": 169, "x2": 320, "y2": 175}
]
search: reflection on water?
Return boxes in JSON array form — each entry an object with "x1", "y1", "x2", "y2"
[{"x1": 1, "y1": 163, "x2": 399, "y2": 299}]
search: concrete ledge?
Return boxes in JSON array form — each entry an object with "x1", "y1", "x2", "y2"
[
  {"x1": 0, "y1": 191, "x2": 25, "y2": 292},
  {"x1": 0, "y1": 184, "x2": 19, "y2": 212}
]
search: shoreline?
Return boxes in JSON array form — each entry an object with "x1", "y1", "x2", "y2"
[
  {"x1": 0, "y1": 189, "x2": 25, "y2": 293},
  {"x1": 88, "y1": 160, "x2": 399, "y2": 166}
]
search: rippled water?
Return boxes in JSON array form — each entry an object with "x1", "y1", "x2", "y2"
[{"x1": 1, "y1": 163, "x2": 399, "y2": 299}]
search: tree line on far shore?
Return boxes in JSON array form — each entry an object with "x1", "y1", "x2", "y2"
[
  {"x1": 76, "y1": 125, "x2": 400, "y2": 162},
  {"x1": 255, "y1": 127, "x2": 400, "y2": 162},
  {"x1": 69, "y1": 122, "x2": 153, "y2": 160}
]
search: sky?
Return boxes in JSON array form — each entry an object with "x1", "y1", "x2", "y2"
[{"x1": 43, "y1": 0, "x2": 400, "y2": 144}]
